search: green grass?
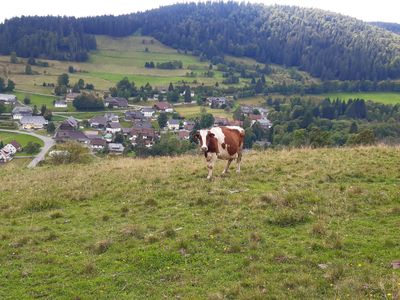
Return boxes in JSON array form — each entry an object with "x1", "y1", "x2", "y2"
[
  {"x1": 0, "y1": 131, "x2": 44, "y2": 157},
  {"x1": 0, "y1": 131, "x2": 44, "y2": 148},
  {"x1": 0, "y1": 146, "x2": 399, "y2": 299},
  {"x1": 323, "y1": 92, "x2": 400, "y2": 104},
  {"x1": 175, "y1": 105, "x2": 233, "y2": 119},
  {"x1": 13, "y1": 91, "x2": 57, "y2": 108}
]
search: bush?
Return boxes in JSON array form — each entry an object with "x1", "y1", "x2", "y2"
[
  {"x1": 25, "y1": 142, "x2": 41, "y2": 154},
  {"x1": 49, "y1": 142, "x2": 91, "y2": 164}
]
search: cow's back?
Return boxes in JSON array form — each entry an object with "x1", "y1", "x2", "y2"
[{"x1": 210, "y1": 126, "x2": 244, "y2": 157}]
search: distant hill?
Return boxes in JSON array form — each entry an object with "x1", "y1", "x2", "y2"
[
  {"x1": 370, "y1": 21, "x2": 400, "y2": 34},
  {"x1": 2, "y1": 3, "x2": 400, "y2": 80}
]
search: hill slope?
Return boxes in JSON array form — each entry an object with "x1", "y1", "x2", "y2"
[
  {"x1": 2, "y1": 3, "x2": 400, "y2": 81},
  {"x1": 1, "y1": 147, "x2": 399, "y2": 298}
]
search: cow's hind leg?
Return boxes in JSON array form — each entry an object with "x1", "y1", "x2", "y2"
[
  {"x1": 222, "y1": 159, "x2": 233, "y2": 175},
  {"x1": 207, "y1": 153, "x2": 217, "y2": 180},
  {"x1": 236, "y1": 151, "x2": 242, "y2": 173}
]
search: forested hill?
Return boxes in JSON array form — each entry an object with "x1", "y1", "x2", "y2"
[
  {"x1": 370, "y1": 22, "x2": 400, "y2": 34},
  {"x1": 0, "y1": 16, "x2": 97, "y2": 61},
  {"x1": 2, "y1": 3, "x2": 400, "y2": 81}
]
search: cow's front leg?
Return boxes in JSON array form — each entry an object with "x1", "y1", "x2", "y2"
[
  {"x1": 222, "y1": 159, "x2": 233, "y2": 175},
  {"x1": 206, "y1": 153, "x2": 217, "y2": 180}
]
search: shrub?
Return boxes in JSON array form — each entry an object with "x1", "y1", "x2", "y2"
[{"x1": 49, "y1": 142, "x2": 91, "y2": 165}]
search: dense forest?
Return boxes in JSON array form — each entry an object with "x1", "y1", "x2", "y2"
[
  {"x1": 1, "y1": 3, "x2": 400, "y2": 81},
  {"x1": 371, "y1": 22, "x2": 400, "y2": 34},
  {"x1": 0, "y1": 17, "x2": 96, "y2": 61}
]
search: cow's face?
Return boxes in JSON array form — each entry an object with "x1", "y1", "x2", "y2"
[{"x1": 196, "y1": 130, "x2": 215, "y2": 152}]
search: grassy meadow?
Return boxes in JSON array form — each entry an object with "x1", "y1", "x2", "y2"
[
  {"x1": 323, "y1": 92, "x2": 400, "y2": 105},
  {"x1": 0, "y1": 146, "x2": 399, "y2": 299},
  {"x1": 0, "y1": 131, "x2": 44, "y2": 148},
  {"x1": 175, "y1": 105, "x2": 233, "y2": 120}
]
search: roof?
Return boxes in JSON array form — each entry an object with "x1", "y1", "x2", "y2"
[
  {"x1": 55, "y1": 130, "x2": 88, "y2": 141},
  {"x1": 125, "y1": 111, "x2": 145, "y2": 120},
  {"x1": 153, "y1": 102, "x2": 172, "y2": 110},
  {"x1": 0, "y1": 94, "x2": 17, "y2": 101},
  {"x1": 248, "y1": 114, "x2": 263, "y2": 121},
  {"x1": 168, "y1": 119, "x2": 180, "y2": 125},
  {"x1": 108, "y1": 143, "x2": 125, "y2": 151},
  {"x1": 141, "y1": 107, "x2": 155, "y2": 113},
  {"x1": 107, "y1": 122, "x2": 122, "y2": 129},
  {"x1": 65, "y1": 93, "x2": 80, "y2": 99},
  {"x1": 90, "y1": 138, "x2": 107, "y2": 146},
  {"x1": 89, "y1": 115, "x2": 107, "y2": 125},
  {"x1": 132, "y1": 120, "x2": 153, "y2": 128},
  {"x1": 105, "y1": 97, "x2": 128, "y2": 107},
  {"x1": 63, "y1": 117, "x2": 79, "y2": 128},
  {"x1": 178, "y1": 130, "x2": 190, "y2": 139},
  {"x1": 20, "y1": 116, "x2": 47, "y2": 125},
  {"x1": 10, "y1": 140, "x2": 21, "y2": 149},
  {"x1": 12, "y1": 106, "x2": 33, "y2": 114},
  {"x1": 55, "y1": 100, "x2": 67, "y2": 105},
  {"x1": 131, "y1": 127, "x2": 156, "y2": 137}
]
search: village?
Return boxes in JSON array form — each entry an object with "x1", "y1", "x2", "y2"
[{"x1": 0, "y1": 92, "x2": 272, "y2": 163}]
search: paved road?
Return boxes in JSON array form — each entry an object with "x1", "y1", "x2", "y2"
[{"x1": 0, "y1": 129, "x2": 55, "y2": 168}]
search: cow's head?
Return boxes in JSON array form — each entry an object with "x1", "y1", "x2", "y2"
[{"x1": 195, "y1": 130, "x2": 215, "y2": 152}]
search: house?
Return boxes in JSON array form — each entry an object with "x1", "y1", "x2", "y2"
[
  {"x1": 132, "y1": 120, "x2": 153, "y2": 129},
  {"x1": 84, "y1": 130, "x2": 101, "y2": 140},
  {"x1": 122, "y1": 127, "x2": 132, "y2": 136},
  {"x1": 256, "y1": 118, "x2": 272, "y2": 129},
  {"x1": 239, "y1": 105, "x2": 254, "y2": 115},
  {"x1": 0, "y1": 94, "x2": 17, "y2": 105},
  {"x1": 2, "y1": 141, "x2": 22, "y2": 155},
  {"x1": 54, "y1": 100, "x2": 68, "y2": 108},
  {"x1": 207, "y1": 97, "x2": 227, "y2": 108},
  {"x1": 104, "y1": 97, "x2": 128, "y2": 108},
  {"x1": 167, "y1": 119, "x2": 181, "y2": 131},
  {"x1": 106, "y1": 122, "x2": 122, "y2": 134},
  {"x1": 0, "y1": 149, "x2": 12, "y2": 163},
  {"x1": 59, "y1": 117, "x2": 79, "y2": 130},
  {"x1": 178, "y1": 130, "x2": 190, "y2": 140},
  {"x1": 65, "y1": 92, "x2": 80, "y2": 102},
  {"x1": 104, "y1": 113, "x2": 119, "y2": 123},
  {"x1": 103, "y1": 133, "x2": 113, "y2": 143},
  {"x1": 130, "y1": 127, "x2": 157, "y2": 147},
  {"x1": 10, "y1": 140, "x2": 22, "y2": 152},
  {"x1": 248, "y1": 114, "x2": 263, "y2": 123},
  {"x1": 20, "y1": 116, "x2": 48, "y2": 129},
  {"x1": 12, "y1": 106, "x2": 33, "y2": 120},
  {"x1": 141, "y1": 107, "x2": 155, "y2": 118},
  {"x1": 89, "y1": 138, "x2": 107, "y2": 151},
  {"x1": 214, "y1": 117, "x2": 230, "y2": 127},
  {"x1": 183, "y1": 120, "x2": 195, "y2": 131},
  {"x1": 89, "y1": 115, "x2": 107, "y2": 129},
  {"x1": 108, "y1": 143, "x2": 125, "y2": 154},
  {"x1": 153, "y1": 102, "x2": 174, "y2": 113},
  {"x1": 152, "y1": 94, "x2": 159, "y2": 101},
  {"x1": 125, "y1": 111, "x2": 145, "y2": 121},
  {"x1": 54, "y1": 130, "x2": 89, "y2": 143}
]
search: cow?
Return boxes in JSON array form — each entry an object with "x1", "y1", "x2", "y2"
[{"x1": 194, "y1": 126, "x2": 245, "y2": 179}]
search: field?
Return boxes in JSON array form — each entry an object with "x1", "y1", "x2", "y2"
[
  {"x1": 0, "y1": 131, "x2": 44, "y2": 148},
  {"x1": 0, "y1": 131, "x2": 44, "y2": 157},
  {"x1": 0, "y1": 146, "x2": 399, "y2": 299},
  {"x1": 237, "y1": 95, "x2": 266, "y2": 106},
  {"x1": 0, "y1": 35, "x2": 246, "y2": 100},
  {"x1": 323, "y1": 92, "x2": 400, "y2": 104},
  {"x1": 175, "y1": 105, "x2": 233, "y2": 119}
]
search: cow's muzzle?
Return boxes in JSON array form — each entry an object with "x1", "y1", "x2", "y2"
[{"x1": 201, "y1": 146, "x2": 208, "y2": 152}]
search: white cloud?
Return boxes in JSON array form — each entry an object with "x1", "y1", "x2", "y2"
[{"x1": 0, "y1": 0, "x2": 399, "y2": 23}]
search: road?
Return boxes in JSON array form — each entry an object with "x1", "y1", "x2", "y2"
[{"x1": 0, "y1": 129, "x2": 55, "y2": 168}]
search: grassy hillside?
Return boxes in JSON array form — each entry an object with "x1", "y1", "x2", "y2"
[
  {"x1": 0, "y1": 147, "x2": 399, "y2": 299},
  {"x1": 323, "y1": 92, "x2": 400, "y2": 105}
]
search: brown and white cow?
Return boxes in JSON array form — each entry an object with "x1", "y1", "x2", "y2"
[{"x1": 195, "y1": 126, "x2": 245, "y2": 179}]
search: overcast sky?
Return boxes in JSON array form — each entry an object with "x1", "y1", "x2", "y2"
[{"x1": 1, "y1": 0, "x2": 399, "y2": 24}]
